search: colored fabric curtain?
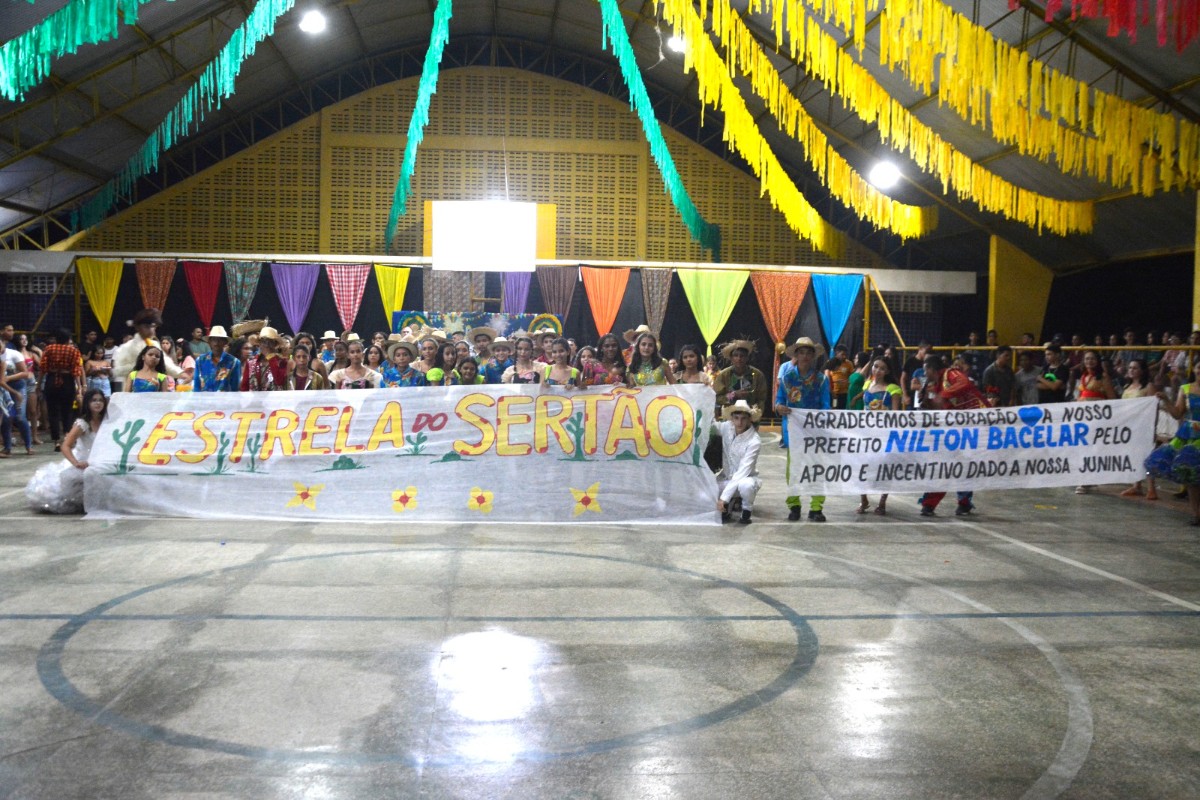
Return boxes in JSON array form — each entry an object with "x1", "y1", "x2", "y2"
[
  {"x1": 374, "y1": 265, "x2": 411, "y2": 325},
  {"x1": 181, "y1": 260, "x2": 222, "y2": 329},
  {"x1": 223, "y1": 261, "x2": 263, "y2": 325},
  {"x1": 811, "y1": 274, "x2": 865, "y2": 351},
  {"x1": 580, "y1": 267, "x2": 630, "y2": 337},
  {"x1": 134, "y1": 259, "x2": 175, "y2": 313},
  {"x1": 326, "y1": 263, "x2": 371, "y2": 331},
  {"x1": 502, "y1": 272, "x2": 533, "y2": 315},
  {"x1": 536, "y1": 266, "x2": 576, "y2": 321},
  {"x1": 677, "y1": 268, "x2": 750, "y2": 354},
  {"x1": 424, "y1": 270, "x2": 474, "y2": 312},
  {"x1": 270, "y1": 262, "x2": 320, "y2": 335},
  {"x1": 640, "y1": 268, "x2": 673, "y2": 339},
  {"x1": 751, "y1": 272, "x2": 811, "y2": 397},
  {"x1": 76, "y1": 257, "x2": 123, "y2": 333}
]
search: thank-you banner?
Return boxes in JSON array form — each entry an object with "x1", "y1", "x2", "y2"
[
  {"x1": 786, "y1": 398, "x2": 1158, "y2": 495},
  {"x1": 85, "y1": 386, "x2": 720, "y2": 525}
]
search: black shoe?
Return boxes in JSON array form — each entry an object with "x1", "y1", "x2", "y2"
[
  {"x1": 808, "y1": 510, "x2": 826, "y2": 522},
  {"x1": 730, "y1": 497, "x2": 742, "y2": 513},
  {"x1": 739, "y1": 510, "x2": 752, "y2": 524},
  {"x1": 787, "y1": 507, "x2": 802, "y2": 521},
  {"x1": 721, "y1": 511, "x2": 732, "y2": 523},
  {"x1": 920, "y1": 505, "x2": 936, "y2": 517},
  {"x1": 955, "y1": 504, "x2": 974, "y2": 517}
]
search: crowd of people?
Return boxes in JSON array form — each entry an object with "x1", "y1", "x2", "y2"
[{"x1": 4, "y1": 315, "x2": 1197, "y2": 526}]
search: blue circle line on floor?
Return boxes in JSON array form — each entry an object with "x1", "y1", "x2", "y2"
[{"x1": 35, "y1": 546, "x2": 820, "y2": 766}]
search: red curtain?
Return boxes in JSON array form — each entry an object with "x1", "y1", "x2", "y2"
[
  {"x1": 181, "y1": 261, "x2": 222, "y2": 329},
  {"x1": 750, "y1": 272, "x2": 811, "y2": 395},
  {"x1": 580, "y1": 267, "x2": 630, "y2": 336},
  {"x1": 135, "y1": 259, "x2": 175, "y2": 313}
]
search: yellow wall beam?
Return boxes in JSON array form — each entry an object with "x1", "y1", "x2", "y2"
[{"x1": 988, "y1": 235, "x2": 1054, "y2": 344}]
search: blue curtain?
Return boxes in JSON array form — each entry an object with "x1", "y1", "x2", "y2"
[{"x1": 811, "y1": 274, "x2": 863, "y2": 350}]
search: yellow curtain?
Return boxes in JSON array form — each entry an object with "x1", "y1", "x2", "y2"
[
  {"x1": 678, "y1": 269, "x2": 750, "y2": 354},
  {"x1": 374, "y1": 265, "x2": 411, "y2": 328},
  {"x1": 76, "y1": 257, "x2": 124, "y2": 333}
]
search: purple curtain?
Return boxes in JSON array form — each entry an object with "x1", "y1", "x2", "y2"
[
  {"x1": 270, "y1": 262, "x2": 321, "y2": 334},
  {"x1": 502, "y1": 272, "x2": 533, "y2": 314}
]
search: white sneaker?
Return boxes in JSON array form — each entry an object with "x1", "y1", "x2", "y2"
[{"x1": 1075, "y1": 486, "x2": 1089, "y2": 494}]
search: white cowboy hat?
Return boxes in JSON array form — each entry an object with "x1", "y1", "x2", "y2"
[
  {"x1": 205, "y1": 326, "x2": 230, "y2": 341},
  {"x1": 786, "y1": 336, "x2": 825, "y2": 358},
  {"x1": 721, "y1": 399, "x2": 763, "y2": 422},
  {"x1": 321, "y1": 330, "x2": 338, "y2": 340},
  {"x1": 488, "y1": 336, "x2": 512, "y2": 350},
  {"x1": 343, "y1": 332, "x2": 362, "y2": 343},
  {"x1": 257, "y1": 326, "x2": 282, "y2": 342}
]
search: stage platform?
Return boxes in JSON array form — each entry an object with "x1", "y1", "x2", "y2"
[{"x1": 1, "y1": 433, "x2": 1197, "y2": 799}]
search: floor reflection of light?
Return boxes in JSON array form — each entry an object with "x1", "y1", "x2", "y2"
[
  {"x1": 435, "y1": 630, "x2": 544, "y2": 764},
  {"x1": 437, "y1": 630, "x2": 543, "y2": 722},
  {"x1": 285, "y1": 762, "x2": 335, "y2": 799},
  {"x1": 834, "y1": 643, "x2": 896, "y2": 759}
]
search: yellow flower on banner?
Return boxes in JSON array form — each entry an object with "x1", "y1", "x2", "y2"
[
  {"x1": 467, "y1": 487, "x2": 494, "y2": 514},
  {"x1": 569, "y1": 483, "x2": 602, "y2": 517},
  {"x1": 286, "y1": 482, "x2": 324, "y2": 511},
  {"x1": 392, "y1": 486, "x2": 418, "y2": 513}
]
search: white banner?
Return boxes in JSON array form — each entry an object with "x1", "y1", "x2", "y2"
[
  {"x1": 785, "y1": 397, "x2": 1158, "y2": 495},
  {"x1": 85, "y1": 385, "x2": 720, "y2": 525}
]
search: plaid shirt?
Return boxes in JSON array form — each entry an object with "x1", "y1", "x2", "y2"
[{"x1": 41, "y1": 343, "x2": 83, "y2": 378}]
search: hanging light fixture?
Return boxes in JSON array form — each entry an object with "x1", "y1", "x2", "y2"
[
  {"x1": 868, "y1": 161, "x2": 901, "y2": 190},
  {"x1": 298, "y1": 9, "x2": 327, "y2": 34},
  {"x1": 666, "y1": 35, "x2": 686, "y2": 53}
]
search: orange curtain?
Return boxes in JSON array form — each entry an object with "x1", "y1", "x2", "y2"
[
  {"x1": 751, "y1": 272, "x2": 811, "y2": 395},
  {"x1": 580, "y1": 266, "x2": 630, "y2": 337}
]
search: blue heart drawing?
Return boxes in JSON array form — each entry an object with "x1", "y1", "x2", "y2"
[{"x1": 1018, "y1": 407, "x2": 1043, "y2": 426}]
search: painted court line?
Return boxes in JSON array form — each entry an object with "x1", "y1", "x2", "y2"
[{"x1": 959, "y1": 520, "x2": 1200, "y2": 612}]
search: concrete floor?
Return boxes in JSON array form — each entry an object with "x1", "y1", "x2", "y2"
[{"x1": 1, "y1": 434, "x2": 1198, "y2": 800}]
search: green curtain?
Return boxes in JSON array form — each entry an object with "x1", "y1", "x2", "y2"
[{"x1": 677, "y1": 269, "x2": 749, "y2": 354}]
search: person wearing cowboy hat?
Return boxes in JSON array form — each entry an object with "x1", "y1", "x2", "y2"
[
  {"x1": 111, "y1": 308, "x2": 183, "y2": 393},
  {"x1": 714, "y1": 400, "x2": 763, "y2": 524},
  {"x1": 482, "y1": 336, "x2": 513, "y2": 384},
  {"x1": 467, "y1": 326, "x2": 498, "y2": 359},
  {"x1": 192, "y1": 326, "x2": 242, "y2": 392},
  {"x1": 318, "y1": 330, "x2": 339, "y2": 365},
  {"x1": 240, "y1": 326, "x2": 289, "y2": 391},
  {"x1": 380, "y1": 339, "x2": 427, "y2": 388},
  {"x1": 776, "y1": 336, "x2": 831, "y2": 522},
  {"x1": 621, "y1": 324, "x2": 652, "y2": 363},
  {"x1": 531, "y1": 327, "x2": 558, "y2": 364},
  {"x1": 712, "y1": 338, "x2": 769, "y2": 416}
]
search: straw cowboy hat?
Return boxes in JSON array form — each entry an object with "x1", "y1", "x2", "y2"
[
  {"x1": 720, "y1": 338, "x2": 757, "y2": 359},
  {"x1": 720, "y1": 399, "x2": 763, "y2": 422},
  {"x1": 386, "y1": 333, "x2": 405, "y2": 343},
  {"x1": 342, "y1": 332, "x2": 362, "y2": 343},
  {"x1": 205, "y1": 326, "x2": 231, "y2": 341},
  {"x1": 533, "y1": 326, "x2": 558, "y2": 341},
  {"x1": 257, "y1": 326, "x2": 282, "y2": 342},
  {"x1": 488, "y1": 336, "x2": 513, "y2": 350},
  {"x1": 785, "y1": 336, "x2": 825, "y2": 358},
  {"x1": 320, "y1": 330, "x2": 338, "y2": 341},
  {"x1": 467, "y1": 326, "x2": 498, "y2": 342},
  {"x1": 386, "y1": 339, "x2": 418, "y2": 360},
  {"x1": 623, "y1": 324, "x2": 652, "y2": 344},
  {"x1": 232, "y1": 319, "x2": 268, "y2": 339}
]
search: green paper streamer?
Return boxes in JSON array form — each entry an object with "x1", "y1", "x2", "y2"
[
  {"x1": 383, "y1": 0, "x2": 453, "y2": 253},
  {"x1": 0, "y1": 0, "x2": 157, "y2": 102},
  {"x1": 597, "y1": 0, "x2": 720, "y2": 256},
  {"x1": 73, "y1": 0, "x2": 295, "y2": 232}
]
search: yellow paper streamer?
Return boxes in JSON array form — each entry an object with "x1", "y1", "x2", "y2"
[
  {"x1": 373, "y1": 264, "x2": 411, "y2": 324},
  {"x1": 710, "y1": 0, "x2": 1092, "y2": 235},
  {"x1": 787, "y1": 0, "x2": 1200, "y2": 196},
  {"x1": 662, "y1": 0, "x2": 933, "y2": 242},
  {"x1": 76, "y1": 257, "x2": 124, "y2": 333}
]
